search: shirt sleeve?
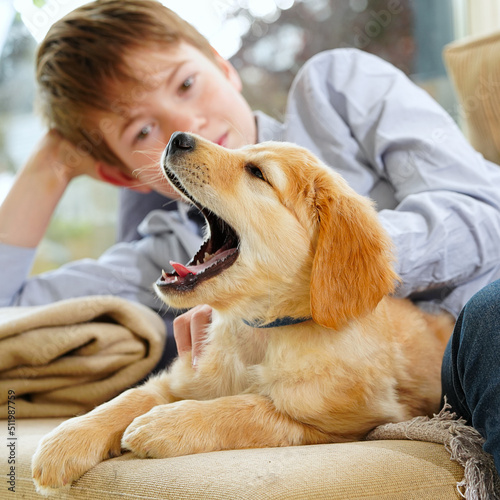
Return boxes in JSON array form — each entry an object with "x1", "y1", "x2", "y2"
[
  {"x1": 0, "y1": 243, "x2": 37, "y2": 307},
  {"x1": 285, "y1": 48, "x2": 500, "y2": 306},
  {"x1": 0, "y1": 210, "x2": 202, "y2": 309},
  {"x1": 116, "y1": 188, "x2": 175, "y2": 243}
]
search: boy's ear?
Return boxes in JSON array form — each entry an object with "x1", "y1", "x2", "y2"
[{"x1": 96, "y1": 163, "x2": 151, "y2": 193}]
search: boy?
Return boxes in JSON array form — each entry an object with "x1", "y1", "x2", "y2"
[{"x1": 0, "y1": 0, "x2": 499, "y2": 473}]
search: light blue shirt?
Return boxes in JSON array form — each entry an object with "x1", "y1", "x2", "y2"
[{"x1": 2, "y1": 49, "x2": 500, "y2": 317}]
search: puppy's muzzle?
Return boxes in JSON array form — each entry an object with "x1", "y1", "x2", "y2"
[{"x1": 157, "y1": 131, "x2": 240, "y2": 294}]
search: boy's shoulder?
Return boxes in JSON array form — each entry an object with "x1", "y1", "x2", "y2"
[{"x1": 299, "y1": 48, "x2": 401, "y2": 80}]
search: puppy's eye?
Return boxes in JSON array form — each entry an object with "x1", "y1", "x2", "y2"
[{"x1": 245, "y1": 163, "x2": 266, "y2": 181}]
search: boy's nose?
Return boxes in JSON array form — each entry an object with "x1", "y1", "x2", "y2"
[{"x1": 167, "y1": 132, "x2": 196, "y2": 155}]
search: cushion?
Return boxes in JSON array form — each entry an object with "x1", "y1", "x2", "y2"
[
  {"x1": 444, "y1": 31, "x2": 500, "y2": 164},
  {"x1": 1, "y1": 418, "x2": 464, "y2": 499}
]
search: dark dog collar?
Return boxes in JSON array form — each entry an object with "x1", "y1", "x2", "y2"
[{"x1": 243, "y1": 316, "x2": 312, "y2": 328}]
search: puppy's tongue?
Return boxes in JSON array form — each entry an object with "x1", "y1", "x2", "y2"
[
  {"x1": 169, "y1": 248, "x2": 238, "y2": 279},
  {"x1": 169, "y1": 261, "x2": 196, "y2": 277}
]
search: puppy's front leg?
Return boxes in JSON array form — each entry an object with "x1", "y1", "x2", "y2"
[
  {"x1": 32, "y1": 375, "x2": 172, "y2": 495},
  {"x1": 122, "y1": 393, "x2": 327, "y2": 458}
]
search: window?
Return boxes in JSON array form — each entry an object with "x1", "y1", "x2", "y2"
[{"x1": 465, "y1": 0, "x2": 500, "y2": 36}]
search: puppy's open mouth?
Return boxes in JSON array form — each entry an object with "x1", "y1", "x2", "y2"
[{"x1": 156, "y1": 165, "x2": 240, "y2": 292}]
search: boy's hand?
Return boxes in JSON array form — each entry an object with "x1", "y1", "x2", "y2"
[
  {"x1": 173, "y1": 305, "x2": 212, "y2": 367},
  {"x1": 36, "y1": 129, "x2": 100, "y2": 182}
]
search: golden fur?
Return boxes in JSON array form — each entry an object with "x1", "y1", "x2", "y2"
[{"x1": 32, "y1": 136, "x2": 453, "y2": 494}]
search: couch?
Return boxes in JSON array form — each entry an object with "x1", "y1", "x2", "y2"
[
  {"x1": 2, "y1": 416, "x2": 468, "y2": 499},
  {"x1": 2, "y1": 32, "x2": 500, "y2": 499}
]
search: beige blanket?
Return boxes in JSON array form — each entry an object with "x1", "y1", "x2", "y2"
[{"x1": 0, "y1": 296, "x2": 166, "y2": 419}]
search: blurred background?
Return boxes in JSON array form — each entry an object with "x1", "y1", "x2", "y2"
[{"x1": 0, "y1": 0, "x2": 499, "y2": 274}]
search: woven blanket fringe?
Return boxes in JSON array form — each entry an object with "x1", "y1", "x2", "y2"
[{"x1": 366, "y1": 402, "x2": 500, "y2": 499}]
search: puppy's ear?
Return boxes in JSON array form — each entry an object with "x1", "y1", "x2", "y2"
[{"x1": 310, "y1": 171, "x2": 398, "y2": 330}]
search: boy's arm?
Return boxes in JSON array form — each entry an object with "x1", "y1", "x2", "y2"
[
  {"x1": 0, "y1": 130, "x2": 113, "y2": 307},
  {"x1": 0, "y1": 203, "x2": 201, "y2": 309},
  {"x1": 0, "y1": 130, "x2": 97, "y2": 248},
  {"x1": 0, "y1": 131, "x2": 88, "y2": 307},
  {"x1": 285, "y1": 49, "x2": 500, "y2": 313}
]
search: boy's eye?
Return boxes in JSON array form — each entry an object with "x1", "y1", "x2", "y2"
[
  {"x1": 136, "y1": 124, "x2": 152, "y2": 141},
  {"x1": 179, "y1": 76, "x2": 194, "y2": 93}
]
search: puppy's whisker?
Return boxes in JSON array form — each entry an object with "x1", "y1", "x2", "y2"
[
  {"x1": 131, "y1": 166, "x2": 152, "y2": 178},
  {"x1": 131, "y1": 161, "x2": 163, "y2": 179},
  {"x1": 126, "y1": 162, "x2": 168, "y2": 189},
  {"x1": 132, "y1": 146, "x2": 165, "y2": 163},
  {"x1": 221, "y1": 118, "x2": 247, "y2": 144},
  {"x1": 133, "y1": 168, "x2": 164, "y2": 180}
]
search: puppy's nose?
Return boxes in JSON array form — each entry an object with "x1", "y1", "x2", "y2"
[{"x1": 167, "y1": 132, "x2": 196, "y2": 156}]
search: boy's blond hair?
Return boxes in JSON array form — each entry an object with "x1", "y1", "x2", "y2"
[{"x1": 36, "y1": 0, "x2": 217, "y2": 167}]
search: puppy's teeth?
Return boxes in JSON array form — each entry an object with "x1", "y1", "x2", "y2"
[
  {"x1": 204, "y1": 252, "x2": 212, "y2": 262},
  {"x1": 161, "y1": 269, "x2": 168, "y2": 280}
]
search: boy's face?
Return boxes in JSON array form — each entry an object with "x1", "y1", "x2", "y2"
[{"x1": 96, "y1": 43, "x2": 257, "y2": 198}]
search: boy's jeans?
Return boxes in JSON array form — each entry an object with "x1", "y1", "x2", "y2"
[{"x1": 441, "y1": 279, "x2": 500, "y2": 475}]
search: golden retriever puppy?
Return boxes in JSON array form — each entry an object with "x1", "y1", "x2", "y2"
[{"x1": 32, "y1": 133, "x2": 454, "y2": 494}]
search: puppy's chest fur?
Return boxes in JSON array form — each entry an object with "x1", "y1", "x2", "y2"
[
  {"x1": 204, "y1": 316, "x2": 271, "y2": 389},
  {"x1": 227, "y1": 320, "x2": 270, "y2": 366},
  {"x1": 182, "y1": 313, "x2": 385, "y2": 397}
]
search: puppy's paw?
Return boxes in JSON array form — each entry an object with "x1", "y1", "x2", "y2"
[
  {"x1": 32, "y1": 417, "x2": 121, "y2": 493},
  {"x1": 121, "y1": 405, "x2": 177, "y2": 458},
  {"x1": 32, "y1": 480, "x2": 71, "y2": 497},
  {"x1": 122, "y1": 401, "x2": 210, "y2": 458}
]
